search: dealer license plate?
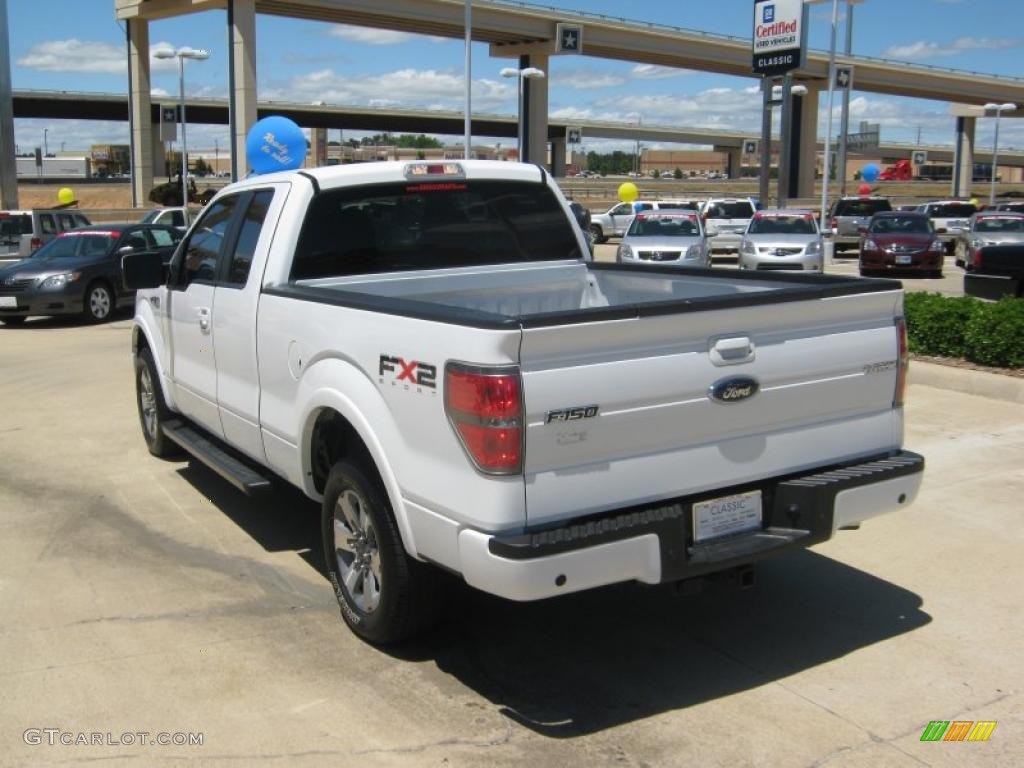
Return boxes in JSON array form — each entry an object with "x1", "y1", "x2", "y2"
[
  {"x1": 0, "y1": 296, "x2": 18, "y2": 308},
  {"x1": 692, "y1": 490, "x2": 762, "y2": 543},
  {"x1": 896, "y1": 254, "x2": 913, "y2": 265}
]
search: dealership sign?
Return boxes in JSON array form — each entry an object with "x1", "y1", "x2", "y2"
[{"x1": 752, "y1": 0, "x2": 807, "y2": 76}]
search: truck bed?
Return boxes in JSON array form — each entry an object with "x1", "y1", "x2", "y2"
[{"x1": 275, "y1": 261, "x2": 899, "y2": 327}]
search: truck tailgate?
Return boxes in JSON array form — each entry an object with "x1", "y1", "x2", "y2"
[{"x1": 520, "y1": 290, "x2": 903, "y2": 526}]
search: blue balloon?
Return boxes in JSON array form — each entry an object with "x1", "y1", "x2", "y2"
[
  {"x1": 246, "y1": 116, "x2": 307, "y2": 175},
  {"x1": 633, "y1": 201, "x2": 644, "y2": 213},
  {"x1": 862, "y1": 163, "x2": 880, "y2": 183}
]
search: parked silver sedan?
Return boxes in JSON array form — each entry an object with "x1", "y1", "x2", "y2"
[
  {"x1": 955, "y1": 211, "x2": 1024, "y2": 270},
  {"x1": 616, "y1": 212, "x2": 709, "y2": 268},
  {"x1": 738, "y1": 210, "x2": 824, "y2": 272}
]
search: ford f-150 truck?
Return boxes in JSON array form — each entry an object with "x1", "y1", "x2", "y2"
[{"x1": 125, "y1": 160, "x2": 924, "y2": 645}]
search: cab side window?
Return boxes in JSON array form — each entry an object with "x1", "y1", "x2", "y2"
[
  {"x1": 182, "y1": 197, "x2": 238, "y2": 287},
  {"x1": 612, "y1": 203, "x2": 633, "y2": 216},
  {"x1": 150, "y1": 227, "x2": 178, "y2": 248},
  {"x1": 225, "y1": 190, "x2": 273, "y2": 287},
  {"x1": 57, "y1": 213, "x2": 78, "y2": 232},
  {"x1": 38, "y1": 214, "x2": 57, "y2": 234}
]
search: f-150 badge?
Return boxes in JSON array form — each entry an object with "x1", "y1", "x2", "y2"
[
  {"x1": 709, "y1": 376, "x2": 759, "y2": 404},
  {"x1": 546, "y1": 405, "x2": 599, "y2": 424}
]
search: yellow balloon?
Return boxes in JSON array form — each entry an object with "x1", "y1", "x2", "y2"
[
  {"x1": 970, "y1": 197, "x2": 980, "y2": 206},
  {"x1": 618, "y1": 182, "x2": 638, "y2": 203},
  {"x1": 57, "y1": 187, "x2": 75, "y2": 205}
]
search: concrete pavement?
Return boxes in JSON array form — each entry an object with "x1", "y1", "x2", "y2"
[{"x1": 0, "y1": 316, "x2": 1021, "y2": 766}]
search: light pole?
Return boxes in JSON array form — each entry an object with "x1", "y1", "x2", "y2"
[
  {"x1": 984, "y1": 102, "x2": 1016, "y2": 206},
  {"x1": 464, "y1": 0, "x2": 472, "y2": 159},
  {"x1": 837, "y1": 0, "x2": 866, "y2": 197},
  {"x1": 43, "y1": 128, "x2": 48, "y2": 156},
  {"x1": 501, "y1": 66, "x2": 545, "y2": 162},
  {"x1": 154, "y1": 46, "x2": 209, "y2": 225},
  {"x1": 806, "y1": 0, "x2": 841, "y2": 234}
]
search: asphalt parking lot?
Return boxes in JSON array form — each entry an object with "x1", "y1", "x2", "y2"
[{"x1": 1, "y1": 314, "x2": 1022, "y2": 767}]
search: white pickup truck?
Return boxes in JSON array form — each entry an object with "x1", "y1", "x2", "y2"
[{"x1": 126, "y1": 160, "x2": 924, "y2": 644}]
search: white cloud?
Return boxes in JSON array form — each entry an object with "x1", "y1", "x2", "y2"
[
  {"x1": 630, "y1": 64, "x2": 693, "y2": 80},
  {"x1": 150, "y1": 88, "x2": 170, "y2": 98},
  {"x1": 263, "y1": 68, "x2": 514, "y2": 112},
  {"x1": 884, "y1": 36, "x2": 1020, "y2": 60},
  {"x1": 17, "y1": 39, "x2": 183, "y2": 74},
  {"x1": 551, "y1": 69, "x2": 627, "y2": 89},
  {"x1": 327, "y1": 24, "x2": 447, "y2": 45}
]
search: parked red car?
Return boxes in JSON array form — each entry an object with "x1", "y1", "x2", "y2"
[{"x1": 859, "y1": 211, "x2": 944, "y2": 278}]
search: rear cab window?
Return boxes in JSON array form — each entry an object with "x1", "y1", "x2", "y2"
[
  {"x1": 704, "y1": 201, "x2": 755, "y2": 219},
  {"x1": 291, "y1": 179, "x2": 582, "y2": 280},
  {"x1": 927, "y1": 203, "x2": 977, "y2": 219},
  {"x1": 833, "y1": 199, "x2": 892, "y2": 217},
  {"x1": 0, "y1": 213, "x2": 32, "y2": 243}
]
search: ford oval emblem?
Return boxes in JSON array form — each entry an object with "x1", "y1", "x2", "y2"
[{"x1": 709, "y1": 376, "x2": 759, "y2": 404}]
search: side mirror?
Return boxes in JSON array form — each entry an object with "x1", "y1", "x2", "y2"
[
  {"x1": 122, "y1": 250, "x2": 164, "y2": 290},
  {"x1": 118, "y1": 245, "x2": 135, "y2": 256}
]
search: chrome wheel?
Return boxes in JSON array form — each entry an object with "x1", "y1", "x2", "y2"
[
  {"x1": 138, "y1": 366, "x2": 157, "y2": 438},
  {"x1": 333, "y1": 489, "x2": 382, "y2": 613},
  {"x1": 88, "y1": 285, "x2": 112, "y2": 320}
]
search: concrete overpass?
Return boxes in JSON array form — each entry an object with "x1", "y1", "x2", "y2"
[
  {"x1": 109, "y1": 0, "x2": 1024, "y2": 203},
  {"x1": 15, "y1": 89, "x2": 1024, "y2": 171}
]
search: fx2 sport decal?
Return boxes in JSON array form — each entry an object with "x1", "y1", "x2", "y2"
[{"x1": 379, "y1": 355, "x2": 437, "y2": 392}]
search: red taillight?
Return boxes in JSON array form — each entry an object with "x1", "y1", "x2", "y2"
[
  {"x1": 30, "y1": 237, "x2": 42, "y2": 251},
  {"x1": 895, "y1": 317, "x2": 909, "y2": 407},
  {"x1": 972, "y1": 246, "x2": 983, "y2": 269},
  {"x1": 445, "y1": 364, "x2": 523, "y2": 475},
  {"x1": 830, "y1": 217, "x2": 837, "y2": 231}
]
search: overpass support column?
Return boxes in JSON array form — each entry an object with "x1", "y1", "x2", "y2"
[
  {"x1": 229, "y1": 0, "x2": 257, "y2": 179},
  {"x1": 796, "y1": 85, "x2": 819, "y2": 200},
  {"x1": 522, "y1": 53, "x2": 549, "y2": 166},
  {"x1": 953, "y1": 116, "x2": 975, "y2": 198},
  {"x1": 551, "y1": 136, "x2": 566, "y2": 176},
  {"x1": 0, "y1": 0, "x2": 18, "y2": 209},
  {"x1": 715, "y1": 145, "x2": 742, "y2": 179},
  {"x1": 127, "y1": 17, "x2": 153, "y2": 208}
]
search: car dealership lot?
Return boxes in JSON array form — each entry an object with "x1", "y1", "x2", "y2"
[{"x1": 1, "y1": 317, "x2": 1022, "y2": 766}]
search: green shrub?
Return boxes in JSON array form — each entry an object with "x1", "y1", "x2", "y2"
[
  {"x1": 963, "y1": 298, "x2": 1024, "y2": 368},
  {"x1": 903, "y1": 292, "x2": 1024, "y2": 368}
]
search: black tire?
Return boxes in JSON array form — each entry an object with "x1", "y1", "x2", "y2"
[
  {"x1": 84, "y1": 281, "x2": 115, "y2": 323},
  {"x1": 589, "y1": 224, "x2": 607, "y2": 244},
  {"x1": 1, "y1": 316, "x2": 26, "y2": 326},
  {"x1": 134, "y1": 347, "x2": 181, "y2": 458},
  {"x1": 321, "y1": 460, "x2": 444, "y2": 645}
]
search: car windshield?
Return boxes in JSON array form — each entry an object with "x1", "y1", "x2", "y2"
[
  {"x1": 291, "y1": 179, "x2": 583, "y2": 279},
  {"x1": 975, "y1": 216, "x2": 1024, "y2": 233},
  {"x1": 626, "y1": 214, "x2": 700, "y2": 237},
  {"x1": 30, "y1": 232, "x2": 116, "y2": 258},
  {"x1": 834, "y1": 199, "x2": 891, "y2": 216},
  {"x1": 704, "y1": 202, "x2": 753, "y2": 219},
  {"x1": 929, "y1": 203, "x2": 976, "y2": 218},
  {"x1": 747, "y1": 215, "x2": 816, "y2": 235},
  {"x1": 869, "y1": 216, "x2": 931, "y2": 235},
  {"x1": 139, "y1": 210, "x2": 160, "y2": 224}
]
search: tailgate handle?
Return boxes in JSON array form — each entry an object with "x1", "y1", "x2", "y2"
[{"x1": 711, "y1": 336, "x2": 754, "y2": 365}]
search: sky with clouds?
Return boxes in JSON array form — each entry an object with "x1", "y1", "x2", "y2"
[{"x1": 5, "y1": 0, "x2": 1023, "y2": 155}]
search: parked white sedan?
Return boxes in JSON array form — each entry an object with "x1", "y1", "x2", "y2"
[
  {"x1": 739, "y1": 210, "x2": 824, "y2": 272},
  {"x1": 616, "y1": 212, "x2": 710, "y2": 267}
]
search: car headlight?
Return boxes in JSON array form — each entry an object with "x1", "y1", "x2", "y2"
[
  {"x1": 864, "y1": 238, "x2": 879, "y2": 251},
  {"x1": 617, "y1": 244, "x2": 633, "y2": 261},
  {"x1": 805, "y1": 240, "x2": 822, "y2": 254},
  {"x1": 686, "y1": 244, "x2": 704, "y2": 260},
  {"x1": 740, "y1": 240, "x2": 755, "y2": 254},
  {"x1": 40, "y1": 271, "x2": 82, "y2": 290},
  {"x1": 929, "y1": 240, "x2": 945, "y2": 252}
]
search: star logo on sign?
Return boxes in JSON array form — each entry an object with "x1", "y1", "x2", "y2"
[
  {"x1": 837, "y1": 69, "x2": 850, "y2": 88},
  {"x1": 563, "y1": 30, "x2": 577, "y2": 50}
]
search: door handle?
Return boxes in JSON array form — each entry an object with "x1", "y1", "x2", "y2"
[
  {"x1": 197, "y1": 307, "x2": 211, "y2": 333},
  {"x1": 710, "y1": 335, "x2": 754, "y2": 366}
]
